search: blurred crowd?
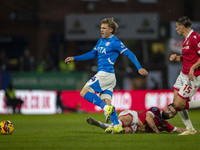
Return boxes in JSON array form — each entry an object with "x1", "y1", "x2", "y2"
[{"x1": 0, "y1": 48, "x2": 75, "y2": 73}]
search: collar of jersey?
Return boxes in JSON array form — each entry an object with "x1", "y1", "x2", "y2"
[
  {"x1": 186, "y1": 29, "x2": 193, "y2": 39},
  {"x1": 102, "y1": 35, "x2": 115, "y2": 41}
]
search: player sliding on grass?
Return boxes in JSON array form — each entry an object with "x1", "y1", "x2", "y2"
[
  {"x1": 169, "y1": 16, "x2": 200, "y2": 135},
  {"x1": 87, "y1": 104, "x2": 186, "y2": 134},
  {"x1": 65, "y1": 18, "x2": 148, "y2": 134}
]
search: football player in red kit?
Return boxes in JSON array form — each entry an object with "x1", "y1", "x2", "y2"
[
  {"x1": 87, "y1": 104, "x2": 186, "y2": 134},
  {"x1": 169, "y1": 16, "x2": 200, "y2": 135}
]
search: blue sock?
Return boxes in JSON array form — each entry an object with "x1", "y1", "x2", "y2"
[
  {"x1": 110, "y1": 110, "x2": 119, "y2": 125},
  {"x1": 84, "y1": 92, "x2": 106, "y2": 109}
]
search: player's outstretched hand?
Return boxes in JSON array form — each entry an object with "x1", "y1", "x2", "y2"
[
  {"x1": 169, "y1": 54, "x2": 177, "y2": 61},
  {"x1": 188, "y1": 68, "x2": 194, "y2": 81},
  {"x1": 138, "y1": 68, "x2": 148, "y2": 76},
  {"x1": 65, "y1": 57, "x2": 74, "y2": 64}
]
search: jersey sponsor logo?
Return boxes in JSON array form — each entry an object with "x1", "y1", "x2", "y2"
[
  {"x1": 105, "y1": 42, "x2": 110, "y2": 46},
  {"x1": 97, "y1": 47, "x2": 106, "y2": 54},
  {"x1": 152, "y1": 107, "x2": 158, "y2": 111}
]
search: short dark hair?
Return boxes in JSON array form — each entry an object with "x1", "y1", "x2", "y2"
[
  {"x1": 167, "y1": 103, "x2": 177, "y2": 115},
  {"x1": 176, "y1": 16, "x2": 192, "y2": 28}
]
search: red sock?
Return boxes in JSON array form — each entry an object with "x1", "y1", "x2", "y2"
[{"x1": 184, "y1": 102, "x2": 189, "y2": 109}]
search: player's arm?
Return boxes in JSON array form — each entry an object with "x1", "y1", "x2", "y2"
[
  {"x1": 188, "y1": 37, "x2": 200, "y2": 80},
  {"x1": 65, "y1": 49, "x2": 97, "y2": 64},
  {"x1": 190, "y1": 58, "x2": 200, "y2": 70},
  {"x1": 122, "y1": 50, "x2": 148, "y2": 76},
  {"x1": 189, "y1": 58, "x2": 200, "y2": 80},
  {"x1": 115, "y1": 41, "x2": 148, "y2": 76},
  {"x1": 169, "y1": 54, "x2": 182, "y2": 62},
  {"x1": 145, "y1": 112, "x2": 160, "y2": 133}
]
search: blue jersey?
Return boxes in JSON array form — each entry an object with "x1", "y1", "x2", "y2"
[{"x1": 74, "y1": 35, "x2": 142, "y2": 73}]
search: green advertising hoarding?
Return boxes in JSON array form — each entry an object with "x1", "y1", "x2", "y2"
[{"x1": 11, "y1": 72, "x2": 90, "y2": 90}]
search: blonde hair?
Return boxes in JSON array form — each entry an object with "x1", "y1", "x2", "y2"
[{"x1": 101, "y1": 18, "x2": 119, "y2": 34}]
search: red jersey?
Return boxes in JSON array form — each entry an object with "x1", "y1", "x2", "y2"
[
  {"x1": 138, "y1": 107, "x2": 175, "y2": 133},
  {"x1": 181, "y1": 30, "x2": 200, "y2": 76}
]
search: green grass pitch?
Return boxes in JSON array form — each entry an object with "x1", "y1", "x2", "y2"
[{"x1": 1, "y1": 110, "x2": 200, "y2": 150}]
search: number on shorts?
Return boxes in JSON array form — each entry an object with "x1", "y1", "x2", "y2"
[{"x1": 183, "y1": 84, "x2": 192, "y2": 94}]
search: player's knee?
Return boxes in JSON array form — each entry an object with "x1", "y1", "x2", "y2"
[
  {"x1": 80, "y1": 91, "x2": 85, "y2": 97},
  {"x1": 80, "y1": 87, "x2": 90, "y2": 98},
  {"x1": 173, "y1": 101, "x2": 185, "y2": 110},
  {"x1": 80, "y1": 89, "x2": 88, "y2": 98},
  {"x1": 102, "y1": 99, "x2": 111, "y2": 105}
]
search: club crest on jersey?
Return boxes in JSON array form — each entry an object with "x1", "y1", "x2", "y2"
[
  {"x1": 105, "y1": 42, "x2": 110, "y2": 46},
  {"x1": 152, "y1": 107, "x2": 158, "y2": 111}
]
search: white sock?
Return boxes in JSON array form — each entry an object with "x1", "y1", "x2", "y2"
[
  {"x1": 189, "y1": 101, "x2": 200, "y2": 109},
  {"x1": 99, "y1": 121, "x2": 112, "y2": 128},
  {"x1": 178, "y1": 110, "x2": 195, "y2": 131}
]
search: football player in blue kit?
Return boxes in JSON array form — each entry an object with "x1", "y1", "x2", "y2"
[{"x1": 65, "y1": 18, "x2": 148, "y2": 134}]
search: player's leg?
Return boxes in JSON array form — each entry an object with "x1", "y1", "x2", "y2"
[
  {"x1": 178, "y1": 110, "x2": 195, "y2": 131},
  {"x1": 86, "y1": 116, "x2": 123, "y2": 134},
  {"x1": 118, "y1": 114, "x2": 133, "y2": 127},
  {"x1": 100, "y1": 95, "x2": 116, "y2": 123},
  {"x1": 100, "y1": 91, "x2": 124, "y2": 134},
  {"x1": 80, "y1": 88, "x2": 107, "y2": 109},
  {"x1": 173, "y1": 88, "x2": 196, "y2": 132},
  {"x1": 86, "y1": 116, "x2": 109, "y2": 129},
  {"x1": 123, "y1": 127, "x2": 135, "y2": 134},
  {"x1": 97, "y1": 72, "x2": 118, "y2": 123},
  {"x1": 105, "y1": 109, "x2": 138, "y2": 134},
  {"x1": 175, "y1": 73, "x2": 200, "y2": 110},
  {"x1": 173, "y1": 72, "x2": 196, "y2": 132},
  {"x1": 102, "y1": 97, "x2": 124, "y2": 134},
  {"x1": 173, "y1": 91, "x2": 187, "y2": 110},
  {"x1": 107, "y1": 115, "x2": 132, "y2": 134},
  {"x1": 81, "y1": 89, "x2": 115, "y2": 124},
  {"x1": 80, "y1": 72, "x2": 115, "y2": 123},
  {"x1": 186, "y1": 74, "x2": 200, "y2": 109},
  {"x1": 118, "y1": 110, "x2": 139, "y2": 133}
]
